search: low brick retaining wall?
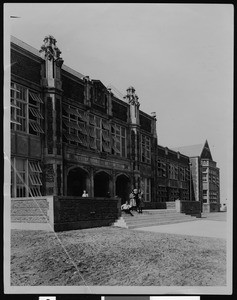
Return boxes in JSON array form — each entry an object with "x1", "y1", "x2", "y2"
[
  {"x1": 203, "y1": 203, "x2": 220, "y2": 213},
  {"x1": 11, "y1": 196, "x2": 121, "y2": 232},
  {"x1": 175, "y1": 200, "x2": 201, "y2": 217},
  {"x1": 53, "y1": 196, "x2": 121, "y2": 231}
]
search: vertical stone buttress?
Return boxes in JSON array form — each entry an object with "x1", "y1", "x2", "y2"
[
  {"x1": 151, "y1": 112, "x2": 158, "y2": 201},
  {"x1": 83, "y1": 76, "x2": 92, "y2": 108},
  {"x1": 40, "y1": 35, "x2": 64, "y2": 196},
  {"x1": 124, "y1": 86, "x2": 140, "y2": 189}
]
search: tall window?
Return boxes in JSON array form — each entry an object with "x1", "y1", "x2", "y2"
[
  {"x1": 11, "y1": 83, "x2": 27, "y2": 132},
  {"x1": 157, "y1": 159, "x2": 166, "y2": 177},
  {"x1": 111, "y1": 123, "x2": 127, "y2": 157},
  {"x1": 179, "y1": 167, "x2": 185, "y2": 181},
  {"x1": 11, "y1": 82, "x2": 44, "y2": 135},
  {"x1": 143, "y1": 178, "x2": 151, "y2": 202},
  {"x1": 168, "y1": 164, "x2": 178, "y2": 180},
  {"x1": 95, "y1": 116, "x2": 102, "y2": 151},
  {"x1": 11, "y1": 158, "x2": 42, "y2": 197},
  {"x1": 62, "y1": 104, "x2": 88, "y2": 146},
  {"x1": 185, "y1": 167, "x2": 190, "y2": 181},
  {"x1": 141, "y1": 134, "x2": 151, "y2": 163},
  {"x1": 101, "y1": 119, "x2": 111, "y2": 153}
]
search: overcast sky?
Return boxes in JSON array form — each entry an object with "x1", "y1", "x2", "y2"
[{"x1": 5, "y1": 3, "x2": 233, "y2": 203}]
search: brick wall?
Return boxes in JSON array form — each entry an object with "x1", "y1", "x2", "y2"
[
  {"x1": 112, "y1": 99, "x2": 128, "y2": 122},
  {"x1": 62, "y1": 73, "x2": 84, "y2": 103},
  {"x1": 140, "y1": 114, "x2": 152, "y2": 133},
  {"x1": 11, "y1": 196, "x2": 121, "y2": 232},
  {"x1": 53, "y1": 196, "x2": 121, "y2": 231},
  {"x1": 175, "y1": 199, "x2": 201, "y2": 217},
  {"x1": 11, "y1": 49, "x2": 41, "y2": 84}
]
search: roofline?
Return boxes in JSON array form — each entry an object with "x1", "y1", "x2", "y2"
[
  {"x1": 157, "y1": 144, "x2": 189, "y2": 159},
  {"x1": 11, "y1": 35, "x2": 85, "y2": 80}
]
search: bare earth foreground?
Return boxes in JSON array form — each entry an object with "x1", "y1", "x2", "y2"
[{"x1": 11, "y1": 223, "x2": 226, "y2": 286}]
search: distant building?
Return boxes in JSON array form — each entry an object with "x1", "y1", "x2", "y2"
[
  {"x1": 156, "y1": 145, "x2": 190, "y2": 203},
  {"x1": 9, "y1": 34, "x2": 196, "y2": 209},
  {"x1": 172, "y1": 141, "x2": 220, "y2": 212}
]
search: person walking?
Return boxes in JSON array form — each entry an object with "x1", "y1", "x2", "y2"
[{"x1": 138, "y1": 190, "x2": 144, "y2": 213}]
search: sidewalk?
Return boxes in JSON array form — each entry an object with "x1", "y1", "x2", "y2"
[{"x1": 133, "y1": 216, "x2": 227, "y2": 239}]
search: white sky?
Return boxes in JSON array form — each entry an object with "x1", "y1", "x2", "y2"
[{"x1": 4, "y1": 3, "x2": 233, "y2": 203}]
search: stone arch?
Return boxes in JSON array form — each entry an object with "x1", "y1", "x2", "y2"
[
  {"x1": 67, "y1": 165, "x2": 89, "y2": 176},
  {"x1": 115, "y1": 173, "x2": 131, "y2": 204},
  {"x1": 67, "y1": 167, "x2": 89, "y2": 196},
  {"x1": 94, "y1": 171, "x2": 111, "y2": 197}
]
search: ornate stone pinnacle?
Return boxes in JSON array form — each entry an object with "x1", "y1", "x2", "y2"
[
  {"x1": 124, "y1": 86, "x2": 140, "y2": 106},
  {"x1": 39, "y1": 35, "x2": 63, "y2": 66}
]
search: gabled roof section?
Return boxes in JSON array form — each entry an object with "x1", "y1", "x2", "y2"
[
  {"x1": 171, "y1": 144, "x2": 204, "y2": 158},
  {"x1": 171, "y1": 140, "x2": 213, "y2": 160},
  {"x1": 200, "y1": 140, "x2": 213, "y2": 160}
]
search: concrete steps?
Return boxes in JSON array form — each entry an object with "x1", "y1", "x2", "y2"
[{"x1": 113, "y1": 209, "x2": 198, "y2": 229}]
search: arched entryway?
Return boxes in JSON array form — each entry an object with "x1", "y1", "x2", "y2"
[
  {"x1": 116, "y1": 174, "x2": 131, "y2": 204},
  {"x1": 67, "y1": 167, "x2": 88, "y2": 196},
  {"x1": 94, "y1": 171, "x2": 110, "y2": 197}
]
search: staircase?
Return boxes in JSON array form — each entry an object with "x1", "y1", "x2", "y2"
[{"x1": 113, "y1": 209, "x2": 199, "y2": 229}]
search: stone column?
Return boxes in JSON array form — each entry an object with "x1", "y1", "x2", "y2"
[
  {"x1": 124, "y1": 86, "x2": 141, "y2": 190},
  {"x1": 89, "y1": 167, "x2": 94, "y2": 197},
  {"x1": 150, "y1": 111, "x2": 158, "y2": 202},
  {"x1": 40, "y1": 35, "x2": 64, "y2": 196}
]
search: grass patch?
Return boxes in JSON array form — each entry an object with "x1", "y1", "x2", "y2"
[{"x1": 11, "y1": 227, "x2": 226, "y2": 286}]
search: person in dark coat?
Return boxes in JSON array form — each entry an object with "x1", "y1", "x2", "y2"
[{"x1": 138, "y1": 190, "x2": 144, "y2": 213}]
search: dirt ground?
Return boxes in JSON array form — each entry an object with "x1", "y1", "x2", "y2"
[{"x1": 10, "y1": 226, "x2": 226, "y2": 286}]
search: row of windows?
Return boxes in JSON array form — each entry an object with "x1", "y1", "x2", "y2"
[
  {"x1": 202, "y1": 173, "x2": 219, "y2": 185},
  {"x1": 62, "y1": 104, "x2": 152, "y2": 161},
  {"x1": 157, "y1": 160, "x2": 190, "y2": 181},
  {"x1": 11, "y1": 83, "x2": 44, "y2": 135},
  {"x1": 202, "y1": 167, "x2": 219, "y2": 176},
  {"x1": 62, "y1": 104, "x2": 127, "y2": 157},
  {"x1": 11, "y1": 158, "x2": 42, "y2": 198}
]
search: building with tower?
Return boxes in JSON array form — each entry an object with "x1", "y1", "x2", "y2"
[
  {"x1": 10, "y1": 35, "x2": 195, "y2": 209},
  {"x1": 172, "y1": 141, "x2": 220, "y2": 212}
]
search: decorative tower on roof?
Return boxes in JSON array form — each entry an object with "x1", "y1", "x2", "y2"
[
  {"x1": 124, "y1": 86, "x2": 140, "y2": 125},
  {"x1": 40, "y1": 35, "x2": 63, "y2": 89},
  {"x1": 40, "y1": 35, "x2": 63, "y2": 66}
]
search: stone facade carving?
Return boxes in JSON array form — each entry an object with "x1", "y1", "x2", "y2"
[
  {"x1": 40, "y1": 35, "x2": 64, "y2": 67},
  {"x1": 45, "y1": 164, "x2": 55, "y2": 183},
  {"x1": 123, "y1": 86, "x2": 140, "y2": 106}
]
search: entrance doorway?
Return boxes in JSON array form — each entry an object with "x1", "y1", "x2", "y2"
[
  {"x1": 116, "y1": 174, "x2": 130, "y2": 204},
  {"x1": 67, "y1": 167, "x2": 88, "y2": 196},
  {"x1": 94, "y1": 171, "x2": 110, "y2": 197}
]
